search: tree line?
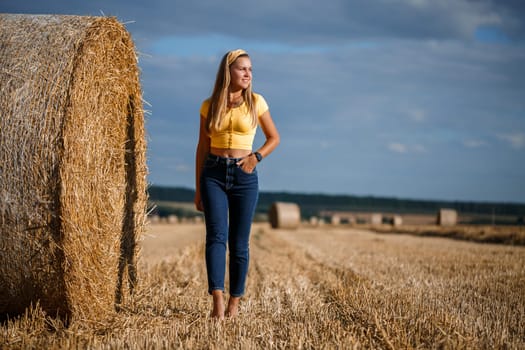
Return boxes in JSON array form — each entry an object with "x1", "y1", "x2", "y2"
[{"x1": 148, "y1": 186, "x2": 525, "y2": 219}]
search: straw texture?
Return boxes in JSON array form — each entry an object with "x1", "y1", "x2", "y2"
[
  {"x1": 269, "y1": 202, "x2": 301, "y2": 229},
  {"x1": 0, "y1": 14, "x2": 147, "y2": 323}
]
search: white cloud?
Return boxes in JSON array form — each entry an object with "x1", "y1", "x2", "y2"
[
  {"x1": 412, "y1": 144, "x2": 427, "y2": 153},
  {"x1": 463, "y1": 139, "x2": 487, "y2": 148},
  {"x1": 388, "y1": 143, "x2": 408, "y2": 153},
  {"x1": 407, "y1": 109, "x2": 427, "y2": 122},
  {"x1": 405, "y1": 0, "x2": 428, "y2": 8},
  {"x1": 388, "y1": 142, "x2": 427, "y2": 154},
  {"x1": 319, "y1": 141, "x2": 331, "y2": 150},
  {"x1": 498, "y1": 132, "x2": 525, "y2": 149},
  {"x1": 175, "y1": 164, "x2": 191, "y2": 172}
]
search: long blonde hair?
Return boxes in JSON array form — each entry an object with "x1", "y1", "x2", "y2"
[{"x1": 206, "y1": 49, "x2": 257, "y2": 133}]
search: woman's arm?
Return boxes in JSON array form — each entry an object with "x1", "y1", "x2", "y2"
[
  {"x1": 256, "y1": 110, "x2": 280, "y2": 158},
  {"x1": 238, "y1": 110, "x2": 280, "y2": 172},
  {"x1": 194, "y1": 114, "x2": 210, "y2": 211}
]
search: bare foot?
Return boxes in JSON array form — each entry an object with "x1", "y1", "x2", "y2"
[
  {"x1": 210, "y1": 290, "x2": 225, "y2": 320},
  {"x1": 226, "y1": 296, "x2": 241, "y2": 318}
]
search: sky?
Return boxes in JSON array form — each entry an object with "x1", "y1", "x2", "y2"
[{"x1": 2, "y1": 0, "x2": 524, "y2": 203}]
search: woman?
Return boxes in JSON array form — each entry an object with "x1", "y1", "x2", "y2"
[{"x1": 194, "y1": 49, "x2": 280, "y2": 319}]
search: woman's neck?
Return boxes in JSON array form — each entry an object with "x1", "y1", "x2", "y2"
[
  {"x1": 228, "y1": 90, "x2": 244, "y2": 107},
  {"x1": 229, "y1": 90, "x2": 243, "y2": 100}
]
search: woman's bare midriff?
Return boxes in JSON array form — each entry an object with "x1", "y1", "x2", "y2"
[{"x1": 210, "y1": 147, "x2": 252, "y2": 158}]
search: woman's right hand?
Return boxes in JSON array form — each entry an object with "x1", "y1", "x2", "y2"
[{"x1": 194, "y1": 193, "x2": 204, "y2": 212}]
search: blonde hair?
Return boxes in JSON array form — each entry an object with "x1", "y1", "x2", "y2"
[{"x1": 206, "y1": 49, "x2": 257, "y2": 133}]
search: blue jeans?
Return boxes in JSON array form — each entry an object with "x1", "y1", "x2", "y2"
[{"x1": 200, "y1": 154, "x2": 259, "y2": 297}]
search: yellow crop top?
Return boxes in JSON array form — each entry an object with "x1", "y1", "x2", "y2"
[{"x1": 200, "y1": 93, "x2": 269, "y2": 150}]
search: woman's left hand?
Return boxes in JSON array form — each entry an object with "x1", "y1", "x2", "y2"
[{"x1": 237, "y1": 153, "x2": 258, "y2": 174}]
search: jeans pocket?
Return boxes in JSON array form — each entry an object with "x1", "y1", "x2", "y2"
[{"x1": 237, "y1": 165, "x2": 257, "y2": 175}]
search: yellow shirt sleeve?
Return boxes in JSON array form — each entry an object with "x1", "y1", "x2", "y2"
[
  {"x1": 200, "y1": 99, "x2": 210, "y2": 118},
  {"x1": 255, "y1": 93, "x2": 269, "y2": 118}
]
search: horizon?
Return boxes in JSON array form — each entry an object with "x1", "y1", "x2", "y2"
[{"x1": 148, "y1": 184, "x2": 525, "y2": 206}]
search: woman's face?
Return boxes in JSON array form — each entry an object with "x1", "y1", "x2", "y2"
[{"x1": 229, "y1": 56, "x2": 252, "y2": 91}]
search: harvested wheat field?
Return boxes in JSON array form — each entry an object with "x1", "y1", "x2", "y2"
[{"x1": 2, "y1": 222, "x2": 524, "y2": 349}]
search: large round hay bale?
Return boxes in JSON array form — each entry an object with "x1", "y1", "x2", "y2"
[
  {"x1": 0, "y1": 14, "x2": 147, "y2": 323},
  {"x1": 269, "y1": 202, "x2": 301, "y2": 229},
  {"x1": 437, "y1": 209, "x2": 457, "y2": 226}
]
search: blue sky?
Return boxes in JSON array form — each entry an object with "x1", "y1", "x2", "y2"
[{"x1": 2, "y1": 0, "x2": 524, "y2": 203}]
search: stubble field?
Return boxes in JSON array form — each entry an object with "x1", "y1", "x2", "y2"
[{"x1": 2, "y1": 222, "x2": 524, "y2": 349}]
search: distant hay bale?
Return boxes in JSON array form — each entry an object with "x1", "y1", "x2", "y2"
[
  {"x1": 330, "y1": 215, "x2": 341, "y2": 225},
  {"x1": 345, "y1": 216, "x2": 356, "y2": 225},
  {"x1": 384, "y1": 215, "x2": 403, "y2": 226},
  {"x1": 437, "y1": 209, "x2": 457, "y2": 226},
  {"x1": 269, "y1": 202, "x2": 301, "y2": 229},
  {"x1": 392, "y1": 215, "x2": 403, "y2": 227},
  {"x1": 370, "y1": 213, "x2": 383, "y2": 225},
  {"x1": 0, "y1": 14, "x2": 147, "y2": 323},
  {"x1": 167, "y1": 215, "x2": 179, "y2": 224},
  {"x1": 148, "y1": 214, "x2": 161, "y2": 224},
  {"x1": 192, "y1": 216, "x2": 203, "y2": 224}
]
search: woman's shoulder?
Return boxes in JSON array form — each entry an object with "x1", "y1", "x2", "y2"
[
  {"x1": 252, "y1": 92, "x2": 269, "y2": 115},
  {"x1": 252, "y1": 92, "x2": 265, "y2": 100},
  {"x1": 200, "y1": 98, "x2": 211, "y2": 116}
]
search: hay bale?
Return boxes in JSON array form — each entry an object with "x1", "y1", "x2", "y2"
[
  {"x1": 345, "y1": 216, "x2": 356, "y2": 225},
  {"x1": 309, "y1": 216, "x2": 319, "y2": 226},
  {"x1": 167, "y1": 215, "x2": 179, "y2": 224},
  {"x1": 330, "y1": 215, "x2": 341, "y2": 225},
  {"x1": 437, "y1": 209, "x2": 457, "y2": 226},
  {"x1": 383, "y1": 215, "x2": 403, "y2": 226},
  {"x1": 370, "y1": 213, "x2": 382, "y2": 225},
  {"x1": 0, "y1": 14, "x2": 147, "y2": 323},
  {"x1": 392, "y1": 215, "x2": 403, "y2": 227},
  {"x1": 269, "y1": 202, "x2": 301, "y2": 229},
  {"x1": 148, "y1": 214, "x2": 161, "y2": 224}
]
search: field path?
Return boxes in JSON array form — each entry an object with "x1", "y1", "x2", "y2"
[{"x1": 136, "y1": 223, "x2": 525, "y2": 348}]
